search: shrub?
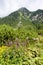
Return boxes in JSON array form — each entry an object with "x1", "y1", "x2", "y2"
[{"x1": 0, "y1": 24, "x2": 16, "y2": 46}]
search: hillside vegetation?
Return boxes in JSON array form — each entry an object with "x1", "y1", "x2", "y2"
[{"x1": 0, "y1": 7, "x2": 43, "y2": 65}]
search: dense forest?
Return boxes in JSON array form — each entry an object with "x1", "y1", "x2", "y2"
[{"x1": 0, "y1": 8, "x2": 43, "y2": 65}]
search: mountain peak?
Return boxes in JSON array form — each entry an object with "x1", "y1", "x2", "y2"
[
  {"x1": 18, "y1": 7, "x2": 29, "y2": 13},
  {"x1": 19, "y1": 7, "x2": 28, "y2": 10}
]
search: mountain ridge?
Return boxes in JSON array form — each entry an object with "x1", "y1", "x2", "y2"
[
  {"x1": 2, "y1": 7, "x2": 43, "y2": 21},
  {"x1": 0, "y1": 7, "x2": 43, "y2": 35}
]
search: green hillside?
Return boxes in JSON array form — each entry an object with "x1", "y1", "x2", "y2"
[
  {"x1": 0, "y1": 7, "x2": 43, "y2": 35},
  {"x1": 0, "y1": 7, "x2": 43, "y2": 65}
]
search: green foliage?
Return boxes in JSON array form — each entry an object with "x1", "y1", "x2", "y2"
[
  {"x1": 0, "y1": 8, "x2": 43, "y2": 65},
  {"x1": 0, "y1": 45, "x2": 42, "y2": 65},
  {"x1": 0, "y1": 24, "x2": 42, "y2": 65},
  {"x1": 32, "y1": 20, "x2": 43, "y2": 35},
  {"x1": 0, "y1": 24, "x2": 16, "y2": 45},
  {"x1": 0, "y1": 24, "x2": 38, "y2": 45}
]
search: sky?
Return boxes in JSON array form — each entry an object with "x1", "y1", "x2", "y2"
[{"x1": 0, "y1": 0, "x2": 43, "y2": 17}]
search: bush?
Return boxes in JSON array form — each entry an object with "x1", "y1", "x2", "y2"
[
  {"x1": 0, "y1": 24, "x2": 38, "y2": 46},
  {"x1": 0, "y1": 24, "x2": 16, "y2": 46},
  {"x1": 0, "y1": 45, "x2": 42, "y2": 65}
]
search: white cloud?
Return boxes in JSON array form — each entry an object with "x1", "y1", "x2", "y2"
[{"x1": 0, "y1": 0, "x2": 43, "y2": 17}]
